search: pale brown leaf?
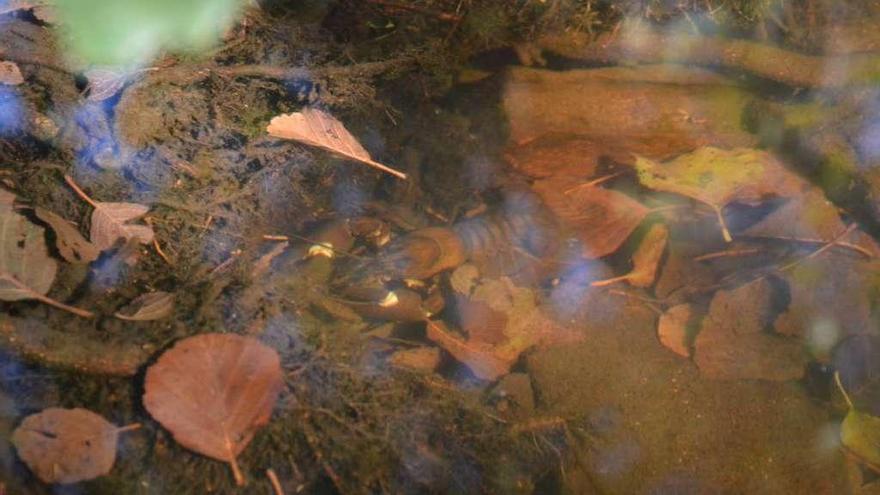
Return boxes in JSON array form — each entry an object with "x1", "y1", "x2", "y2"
[
  {"x1": 0, "y1": 61, "x2": 24, "y2": 85},
  {"x1": 114, "y1": 291, "x2": 174, "y2": 321},
  {"x1": 143, "y1": 333, "x2": 283, "y2": 485},
  {"x1": 84, "y1": 68, "x2": 128, "y2": 102},
  {"x1": 0, "y1": 206, "x2": 57, "y2": 301},
  {"x1": 0, "y1": 200, "x2": 93, "y2": 317},
  {"x1": 34, "y1": 207, "x2": 100, "y2": 264},
  {"x1": 90, "y1": 202, "x2": 154, "y2": 251},
  {"x1": 532, "y1": 175, "x2": 649, "y2": 258},
  {"x1": 657, "y1": 303, "x2": 693, "y2": 358},
  {"x1": 267, "y1": 108, "x2": 407, "y2": 179},
  {"x1": 11, "y1": 408, "x2": 127, "y2": 484}
]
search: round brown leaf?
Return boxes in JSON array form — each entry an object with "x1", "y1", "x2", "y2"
[
  {"x1": 143, "y1": 333, "x2": 283, "y2": 485},
  {"x1": 11, "y1": 408, "x2": 120, "y2": 484}
]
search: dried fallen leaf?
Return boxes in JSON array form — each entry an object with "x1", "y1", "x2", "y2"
[
  {"x1": 114, "y1": 291, "x2": 173, "y2": 321},
  {"x1": 34, "y1": 207, "x2": 100, "y2": 264},
  {"x1": 0, "y1": 61, "x2": 24, "y2": 85},
  {"x1": 143, "y1": 333, "x2": 283, "y2": 485},
  {"x1": 657, "y1": 303, "x2": 693, "y2": 358},
  {"x1": 532, "y1": 175, "x2": 649, "y2": 258},
  {"x1": 0, "y1": 199, "x2": 92, "y2": 317},
  {"x1": 84, "y1": 68, "x2": 128, "y2": 102},
  {"x1": 267, "y1": 108, "x2": 407, "y2": 179},
  {"x1": 592, "y1": 223, "x2": 668, "y2": 287},
  {"x1": 428, "y1": 277, "x2": 582, "y2": 380},
  {"x1": 634, "y1": 147, "x2": 802, "y2": 242},
  {"x1": 90, "y1": 202, "x2": 154, "y2": 251},
  {"x1": 836, "y1": 372, "x2": 880, "y2": 473},
  {"x1": 64, "y1": 176, "x2": 155, "y2": 252},
  {"x1": 11, "y1": 408, "x2": 139, "y2": 484}
]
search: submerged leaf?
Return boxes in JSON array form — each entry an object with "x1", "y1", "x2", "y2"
[
  {"x1": 634, "y1": 147, "x2": 802, "y2": 242},
  {"x1": 84, "y1": 68, "x2": 129, "y2": 102},
  {"x1": 267, "y1": 108, "x2": 407, "y2": 179},
  {"x1": 592, "y1": 223, "x2": 668, "y2": 287},
  {"x1": 114, "y1": 291, "x2": 174, "y2": 321},
  {"x1": 0, "y1": 205, "x2": 57, "y2": 301},
  {"x1": 143, "y1": 333, "x2": 283, "y2": 485},
  {"x1": 90, "y1": 202, "x2": 154, "y2": 251},
  {"x1": 532, "y1": 175, "x2": 648, "y2": 258},
  {"x1": 841, "y1": 409, "x2": 880, "y2": 472},
  {"x1": 0, "y1": 61, "x2": 24, "y2": 85},
  {"x1": 34, "y1": 207, "x2": 100, "y2": 264},
  {"x1": 11, "y1": 408, "x2": 132, "y2": 484}
]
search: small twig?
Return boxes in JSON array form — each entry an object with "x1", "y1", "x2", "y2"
[
  {"x1": 266, "y1": 468, "x2": 285, "y2": 495},
  {"x1": 116, "y1": 423, "x2": 143, "y2": 434},
  {"x1": 63, "y1": 175, "x2": 98, "y2": 208},
  {"x1": 263, "y1": 234, "x2": 289, "y2": 241},
  {"x1": 563, "y1": 173, "x2": 622, "y2": 195},
  {"x1": 366, "y1": 0, "x2": 462, "y2": 22},
  {"x1": 835, "y1": 371, "x2": 854, "y2": 410},
  {"x1": 742, "y1": 234, "x2": 874, "y2": 259},
  {"x1": 694, "y1": 248, "x2": 761, "y2": 261},
  {"x1": 144, "y1": 217, "x2": 172, "y2": 265},
  {"x1": 777, "y1": 224, "x2": 857, "y2": 273}
]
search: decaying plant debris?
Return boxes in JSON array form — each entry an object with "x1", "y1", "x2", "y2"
[{"x1": 4, "y1": 0, "x2": 880, "y2": 493}]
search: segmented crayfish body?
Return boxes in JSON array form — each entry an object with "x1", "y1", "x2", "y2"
[{"x1": 344, "y1": 189, "x2": 564, "y2": 285}]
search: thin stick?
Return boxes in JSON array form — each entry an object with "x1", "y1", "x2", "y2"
[
  {"x1": 366, "y1": 0, "x2": 462, "y2": 21},
  {"x1": 144, "y1": 217, "x2": 172, "y2": 265},
  {"x1": 266, "y1": 468, "x2": 285, "y2": 495},
  {"x1": 778, "y1": 223, "x2": 857, "y2": 273},
  {"x1": 263, "y1": 234, "x2": 289, "y2": 241},
  {"x1": 712, "y1": 204, "x2": 732, "y2": 242},
  {"x1": 116, "y1": 423, "x2": 142, "y2": 434},
  {"x1": 63, "y1": 175, "x2": 98, "y2": 208},
  {"x1": 1, "y1": 275, "x2": 94, "y2": 318},
  {"x1": 835, "y1": 371, "x2": 854, "y2": 410},
  {"x1": 743, "y1": 234, "x2": 874, "y2": 258},
  {"x1": 590, "y1": 275, "x2": 629, "y2": 287},
  {"x1": 563, "y1": 173, "x2": 622, "y2": 195},
  {"x1": 693, "y1": 248, "x2": 760, "y2": 261}
]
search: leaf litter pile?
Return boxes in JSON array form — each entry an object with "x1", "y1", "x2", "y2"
[{"x1": 4, "y1": 1, "x2": 880, "y2": 493}]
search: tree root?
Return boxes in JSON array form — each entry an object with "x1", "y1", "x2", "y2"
[
  {"x1": 0, "y1": 315, "x2": 150, "y2": 376},
  {"x1": 529, "y1": 23, "x2": 880, "y2": 88}
]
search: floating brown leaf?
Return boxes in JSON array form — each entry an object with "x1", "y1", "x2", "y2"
[
  {"x1": 90, "y1": 202, "x2": 154, "y2": 251},
  {"x1": 114, "y1": 291, "x2": 174, "y2": 321},
  {"x1": 84, "y1": 68, "x2": 129, "y2": 102},
  {"x1": 0, "y1": 200, "x2": 92, "y2": 317},
  {"x1": 532, "y1": 175, "x2": 649, "y2": 258},
  {"x1": 592, "y1": 223, "x2": 668, "y2": 287},
  {"x1": 143, "y1": 333, "x2": 283, "y2": 485},
  {"x1": 34, "y1": 207, "x2": 100, "y2": 264},
  {"x1": 266, "y1": 108, "x2": 407, "y2": 179},
  {"x1": 0, "y1": 61, "x2": 24, "y2": 85},
  {"x1": 11, "y1": 408, "x2": 139, "y2": 484},
  {"x1": 63, "y1": 175, "x2": 154, "y2": 252},
  {"x1": 634, "y1": 147, "x2": 802, "y2": 242}
]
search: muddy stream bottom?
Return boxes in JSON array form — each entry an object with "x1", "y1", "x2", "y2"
[{"x1": 4, "y1": 2, "x2": 880, "y2": 494}]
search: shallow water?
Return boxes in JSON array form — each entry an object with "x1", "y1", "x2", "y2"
[{"x1": 3, "y1": 2, "x2": 880, "y2": 494}]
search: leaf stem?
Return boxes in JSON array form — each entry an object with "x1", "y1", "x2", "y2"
[
  {"x1": 63, "y1": 175, "x2": 99, "y2": 209},
  {"x1": 116, "y1": 423, "x2": 142, "y2": 434},
  {"x1": 835, "y1": 371, "x2": 854, "y2": 410},
  {"x1": 1, "y1": 274, "x2": 94, "y2": 318}
]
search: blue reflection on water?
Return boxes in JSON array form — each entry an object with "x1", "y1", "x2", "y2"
[{"x1": 0, "y1": 86, "x2": 24, "y2": 136}]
